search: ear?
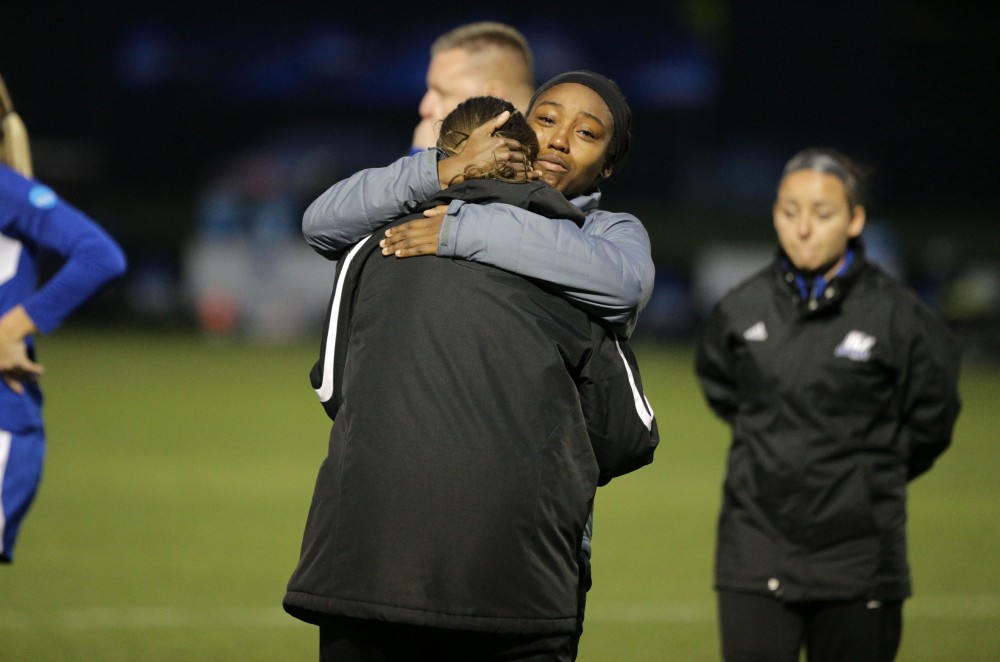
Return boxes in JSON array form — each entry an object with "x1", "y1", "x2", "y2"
[
  {"x1": 848, "y1": 205, "x2": 866, "y2": 239},
  {"x1": 600, "y1": 159, "x2": 614, "y2": 181}
]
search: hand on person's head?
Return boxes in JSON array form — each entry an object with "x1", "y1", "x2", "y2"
[{"x1": 437, "y1": 111, "x2": 539, "y2": 188}]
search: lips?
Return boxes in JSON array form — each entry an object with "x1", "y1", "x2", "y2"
[{"x1": 536, "y1": 153, "x2": 568, "y2": 172}]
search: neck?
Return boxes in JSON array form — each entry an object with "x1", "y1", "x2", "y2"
[{"x1": 786, "y1": 249, "x2": 855, "y2": 302}]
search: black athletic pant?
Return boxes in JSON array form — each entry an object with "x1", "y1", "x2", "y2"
[
  {"x1": 717, "y1": 591, "x2": 903, "y2": 662},
  {"x1": 571, "y1": 547, "x2": 592, "y2": 660},
  {"x1": 319, "y1": 615, "x2": 574, "y2": 662}
]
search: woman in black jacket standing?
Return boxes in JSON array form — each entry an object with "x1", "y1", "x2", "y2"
[{"x1": 695, "y1": 148, "x2": 961, "y2": 662}]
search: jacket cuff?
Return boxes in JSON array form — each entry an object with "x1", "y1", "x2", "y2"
[
  {"x1": 436, "y1": 200, "x2": 465, "y2": 256},
  {"x1": 417, "y1": 149, "x2": 444, "y2": 195}
]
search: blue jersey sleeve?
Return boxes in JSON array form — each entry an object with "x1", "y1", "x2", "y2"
[{"x1": 0, "y1": 166, "x2": 127, "y2": 333}]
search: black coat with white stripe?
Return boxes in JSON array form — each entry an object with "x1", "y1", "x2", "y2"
[
  {"x1": 285, "y1": 179, "x2": 657, "y2": 634},
  {"x1": 695, "y1": 246, "x2": 961, "y2": 603}
]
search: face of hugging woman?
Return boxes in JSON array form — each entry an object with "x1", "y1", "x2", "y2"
[{"x1": 527, "y1": 82, "x2": 615, "y2": 199}]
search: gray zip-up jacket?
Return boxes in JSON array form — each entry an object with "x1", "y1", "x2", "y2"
[{"x1": 302, "y1": 150, "x2": 654, "y2": 337}]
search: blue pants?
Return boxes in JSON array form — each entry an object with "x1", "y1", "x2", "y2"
[{"x1": 1, "y1": 427, "x2": 46, "y2": 563}]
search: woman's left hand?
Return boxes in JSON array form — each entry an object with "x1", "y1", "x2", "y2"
[
  {"x1": 380, "y1": 206, "x2": 447, "y2": 257},
  {"x1": 0, "y1": 306, "x2": 42, "y2": 395}
]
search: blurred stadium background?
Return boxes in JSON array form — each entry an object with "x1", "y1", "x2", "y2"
[
  {"x1": 0, "y1": 2, "x2": 997, "y2": 660},
  {"x1": 0, "y1": 332, "x2": 997, "y2": 660},
  {"x1": 0, "y1": 1, "x2": 996, "y2": 348}
]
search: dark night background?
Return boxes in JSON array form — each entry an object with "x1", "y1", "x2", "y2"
[{"x1": 1, "y1": 1, "x2": 997, "y2": 345}]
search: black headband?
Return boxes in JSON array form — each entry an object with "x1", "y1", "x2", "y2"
[{"x1": 528, "y1": 70, "x2": 632, "y2": 174}]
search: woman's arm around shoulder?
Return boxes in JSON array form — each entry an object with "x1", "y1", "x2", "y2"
[
  {"x1": 302, "y1": 150, "x2": 442, "y2": 260},
  {"x1": 438, "y1": 202, "x2": 655, "y2": 337}
]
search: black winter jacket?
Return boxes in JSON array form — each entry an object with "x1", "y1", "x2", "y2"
[
  {"x1": 284, "y1": 180, "x2": 658, "y2": 633},
  {"x1": 695, "y1": 246, "x2": 960, "y2": 602}
]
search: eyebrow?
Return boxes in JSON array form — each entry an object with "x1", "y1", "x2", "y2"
[{"x1": 534, "y1": 100, "x2": 607, "y2": 128}]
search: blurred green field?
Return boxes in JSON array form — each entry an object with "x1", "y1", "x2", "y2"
[{"x1": 1, "y1": 329, "x2": 997, "y2": 661}]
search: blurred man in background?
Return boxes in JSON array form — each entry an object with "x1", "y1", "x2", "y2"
[{"x1": 410, "y1": 21, "x2": 535, "y2": 153}]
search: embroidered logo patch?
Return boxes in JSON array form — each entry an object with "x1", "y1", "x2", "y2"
[
  {"x1": 743, "y1": 321, "x2": 768, "y2": 342},
  {"x1": 834, "y1": 330, "x2": 876, "y2": 361},
  {"x1": 29, "y1": 184, "x2": 58, "y2": 209}
]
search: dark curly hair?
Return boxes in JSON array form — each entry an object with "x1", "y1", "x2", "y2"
[{"x1": 437, "y1": 96, "x2": 538, "y2": 183}]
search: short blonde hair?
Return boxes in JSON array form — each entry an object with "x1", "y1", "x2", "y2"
[{"x1": 431, "y1": 22, "x2": 534, "y2": 94}]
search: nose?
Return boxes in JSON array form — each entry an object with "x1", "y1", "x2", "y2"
[
  {"x1": 797, "y1": 216, "x2": 812, "y2": 238},
  {"x1": 546, "y1": 125, "x2": 571, "y2": 153}
]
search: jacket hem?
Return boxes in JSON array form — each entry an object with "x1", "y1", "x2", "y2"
[{"x1": 283, "y1": 591, "x2": 576, "y2": 635}]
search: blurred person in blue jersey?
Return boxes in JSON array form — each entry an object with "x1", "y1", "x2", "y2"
[
  {"x1": 0, "y1": 74, "x2": 127, "y2": 563},
  {"x1": 695, "y1": 147, "x2": 961, "y2": 662},
  {"x1": 284, "y1": 96, "x2": 658, "y2": 662},
  {"x1": 409, "y1": 21, "x2": 535, "y2": 154}
]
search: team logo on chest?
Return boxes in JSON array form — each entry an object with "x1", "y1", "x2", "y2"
[
  {"x1": 743, "y1": 321, "x2": 768, "y2": 342},
  {"x1": 834, "y1": 330, "x2": 876, "y2": 362}
]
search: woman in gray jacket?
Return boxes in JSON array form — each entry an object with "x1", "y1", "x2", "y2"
[{"x1": 301, "y1": 71, "x2": 653, "y2": 339}]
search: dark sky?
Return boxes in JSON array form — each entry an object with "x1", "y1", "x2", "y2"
[{"x1": 1, "y1": 2, "x2": 996, "y2": 258}]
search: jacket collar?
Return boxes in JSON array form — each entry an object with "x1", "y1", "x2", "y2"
[
  {"x1": 570, "y1": 188, "x2": 602, "y2": 213},
  {"x1": 774, "y1": 240, "x2": 866, "y2": 316}
]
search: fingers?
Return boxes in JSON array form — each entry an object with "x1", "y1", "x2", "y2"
[
  {"x1": 474, "y1": 111, "x2": 510, "y2": 134},
  {"x1": 422, "y1": 205, "x2": 449, "y2": 217},
  {"x1": 380, "y1": 229, "x2": 439, "y2": 256},
  {"x1": 491, "y1": 110, "x2": 511, "y2": 130},
  {"x1": 1, "y1": 366, "x2": 40, "y2": 395},
  {"x1": 470, "y1": 112, "x2": 509, "y2": 140},
  {"x1": 500, "y1": 141, "x2": 530, "y2": 162},
  {"x1": 380, "y1": 215, "x2": 444, "y2": 258},
  {"x1": 381, "y1": 227, "x2": 438, "y2": 247},
  {"x1": 457, "y1": 113, "x2": 532, "y2": 166},
  {"x1": 0, "y1": 352, "x2": 43, "y2": 378},
  {"x1": 3, "y1": 374, "x2": 24, "y2": 395},
  {"x1": 383, "y1": 216, "x2": 439, "y2": 236}
]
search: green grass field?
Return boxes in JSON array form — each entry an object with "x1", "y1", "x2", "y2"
[{"x1": 1, "y1": 329, "x2": 997, "y2": 661}]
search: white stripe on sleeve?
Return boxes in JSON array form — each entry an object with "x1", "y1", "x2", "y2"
[
  {"x1": 315, "y1": 235, "x2": 372, "y2": 403},
  {"x1": 614, "y1": 339, "x2": 655, "y2": 430}
]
